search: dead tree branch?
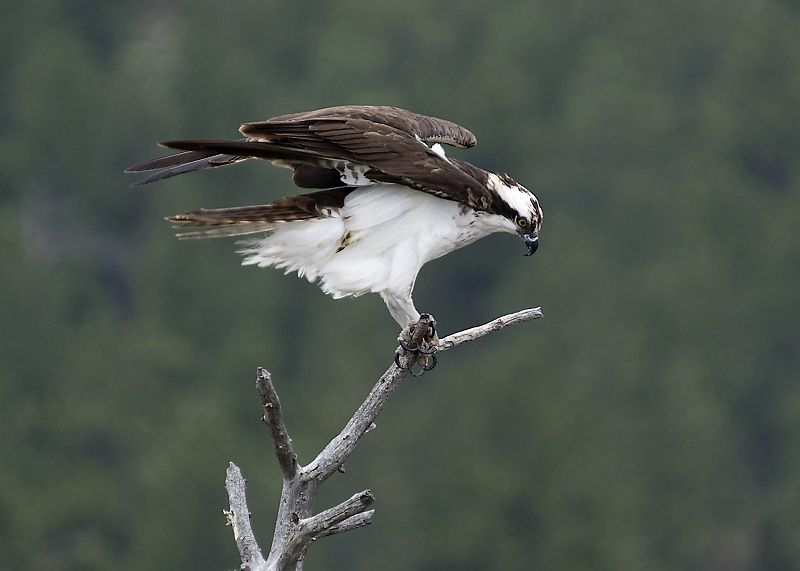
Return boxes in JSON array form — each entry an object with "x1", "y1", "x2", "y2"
[
  {"x1": 257, "y1": 368, "x2": 297, "y2": 480},
  {"x1": 224, "y1": 307, "x2": 542, "y2": 570},
  {"x1": 224, "y1": 463, "x2": 267, "y2": 570}
]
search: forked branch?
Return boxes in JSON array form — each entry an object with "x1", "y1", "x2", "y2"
[{"x1": 224, "y1": 307, "x2": 542, "y2": 570}]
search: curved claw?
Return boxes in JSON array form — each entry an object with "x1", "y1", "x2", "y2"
[
  {"x1": 422, "y1": 353, "x2": 437, "y2": 371},
  {"x1": 408, "y1": 354, "x2": 437, "y2": 377},
  {"x1": 399, "y1": 338, "x2": 418, "y2": 352},
  {"x1": 395, "y1": 313, "x2": 440, "y2": 377},
  {"x1": 394, "y1": 349, "x2": 407, "y2": 370},
  {"x1": 417, "y1": 343, "x2": 437, "y2": 356},
  {"x1": 408, "y1": 365, "x2": 427, "y2": 377},
  {"x1": 395, "y1": 347, "x2": 437, "y2": 377}
]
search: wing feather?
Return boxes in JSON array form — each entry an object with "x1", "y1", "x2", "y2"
[
  {"x1": 250, "y1": 105, "x2": 477, "y2": 148},
  {"x1": 240, "y1": 117, "x2": 492, "y2": 209},
  {"x1": 126, "y1": 149, "x2": 219, "y2": 172},
  {"x1": 127, "y1": 105, "x2": 493, "y2": 210}
]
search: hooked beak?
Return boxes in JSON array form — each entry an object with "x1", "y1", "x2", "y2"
[{"x1": 520, "y1": 232, "x2": 539, "y2": 256}]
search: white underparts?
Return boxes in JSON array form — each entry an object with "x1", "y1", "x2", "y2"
[{"x1": 237, "y1": 184, "x2": 514, "y2": 326}]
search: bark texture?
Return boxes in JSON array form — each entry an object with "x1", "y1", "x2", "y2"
[{"x1": 224, "y1": 307, "x2": 543, "y2": 570}]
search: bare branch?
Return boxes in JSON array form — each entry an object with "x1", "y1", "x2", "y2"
[
  {"x1": 301, "y1": 309, "x2": 541, "y2": 482},
  {"x1": 302, "y1": 363, "x2": 407, "y2": 482},
  {"x1": 438, "y1": 307, "x2": 543, "y2": 352},
  {"x1": 301, "y1": 490, "x2": 375, "y2": 538},
  {"x1": 225, "y1": 463, "x2": 267, "y2": 570},
  {"x1": 227, "y1": 306, "x2": 542, "y2": 570},
  {"x1": 276, "y1": 491, "x2": 375, "y2": 569},
  {"x1": 256, "y1": 367, "x2": 298, "y2": 480},
  {"x1": 317, "y1": 510, "x2": 375, "y2": 538}
]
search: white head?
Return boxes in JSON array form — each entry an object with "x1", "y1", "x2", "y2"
[{"x1": 487, "y1": 173, "x2": 543, "y2": 255}]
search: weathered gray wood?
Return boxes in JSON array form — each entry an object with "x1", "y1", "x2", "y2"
[
  {"x1": 224, "y1": 463, "x2": 267, "y2": 570},
  {"x1": 275, "y1": 491, "x2": 376, "y2": 569},
  {"x1": 438, "y1": 307, "x2": 543, "y2": 351},
  {"x1": 316, "y1": 510, "x2": 375, "y2": 538},
  {"x1": 223, "y1": 307, "x2": 543, "y2": 570},
  {"x1": 256, "y1": 368, "x2": 298, "y2": 480},
  {"x1": 302, "y1": 362, "x2": 409, "y2": 482}
]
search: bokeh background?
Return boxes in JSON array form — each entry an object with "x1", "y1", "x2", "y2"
[{"x1": 2, "y1": 1, "x2": 799, "y2": 569}]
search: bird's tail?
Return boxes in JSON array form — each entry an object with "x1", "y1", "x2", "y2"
[{"x1": 166, "y1": 187, "x2": 352, "y2": 240}]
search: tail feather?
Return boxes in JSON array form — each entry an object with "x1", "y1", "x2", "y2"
[
  {"x1": 166, "y1": 187, "x2": 352, "y2": 240},
  {"x1": 171, "y1": 223, "x2": 279, "y2": 240}
]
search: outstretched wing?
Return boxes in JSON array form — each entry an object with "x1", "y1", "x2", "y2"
[{"x1": 127, "y1": 105, "x2": 494, "y2": 211}]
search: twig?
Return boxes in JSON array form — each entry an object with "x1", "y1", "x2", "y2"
[
  {"x1": 438, "y1": 307, "x2": 543, "y2": 351},
  {"x1": 276, "y1": 491, "x2": 375, "y2": 568},
  {"x1": 301, "y1": 490, "x2": 375, "y2": 538},
  {"x1": 256, "y1": 368, "x2": 298, "y2": 480},
  {"x1": 316, "y1": 510, "x2": 375, "y2": 538}
]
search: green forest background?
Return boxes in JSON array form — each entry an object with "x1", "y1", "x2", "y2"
[{"x1": 2, "y1": 1, "x2": 799, "y2": 569}]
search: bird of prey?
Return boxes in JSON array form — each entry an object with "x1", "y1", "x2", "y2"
[{"x1": 127, "y1": 105, "x2": 542, "y2": 329}]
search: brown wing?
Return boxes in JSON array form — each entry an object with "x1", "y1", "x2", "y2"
[
  {"x1": 127, "y1": 105, "x2": 493, "y2": 210},
  {"x1": 258, "y1": 105, "x2": 477, "y2": 149},
  {"x1": 239, "y1": 113, "x2": 492, "y2": 210}
]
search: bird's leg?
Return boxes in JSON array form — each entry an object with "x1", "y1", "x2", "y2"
[
  {"x1": 417, "y1": 313, "x2": 439, "y2": 351},
  {"x1": 394, "y1": 314, "x2": 439, "y2": 376}
]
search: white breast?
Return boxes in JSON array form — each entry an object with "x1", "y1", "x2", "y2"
[{"x1": 239, "y1": 183, "x2": 506, "y2": 300}]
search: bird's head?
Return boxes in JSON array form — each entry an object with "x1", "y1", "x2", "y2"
[{"x1": 488, "y1": 173, "x2": 543, "y2": 256}]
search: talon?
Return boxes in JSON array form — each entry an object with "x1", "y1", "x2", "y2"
[
  {"x1": 397, "y1": 351, "x2": 435, "y2": 378},
  {"x1": 394, "y1": 349, "x2": 408, "y2": 370},
  {"x1": 418, "y1": 343, "x2": 437, "y2": 356},
  {"x1": 395, "y1": 314, "x2": 440, "y2": 377},
  {"x1": 408, "y1": 364, "x2": 427, "y2": 377}
]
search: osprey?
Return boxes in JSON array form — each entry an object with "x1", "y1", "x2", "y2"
[{"x1": 127, "y1": 105, "x2": 542, "y2": 328}]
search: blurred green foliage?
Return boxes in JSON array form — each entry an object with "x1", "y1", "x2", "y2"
[{"x1": 1, "y1": 1, "x2": 799, "y2": 569}]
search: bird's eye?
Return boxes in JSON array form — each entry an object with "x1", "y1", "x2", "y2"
[{"x1": 516, "y1": 217, "x2": 528, "y2": 228}]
